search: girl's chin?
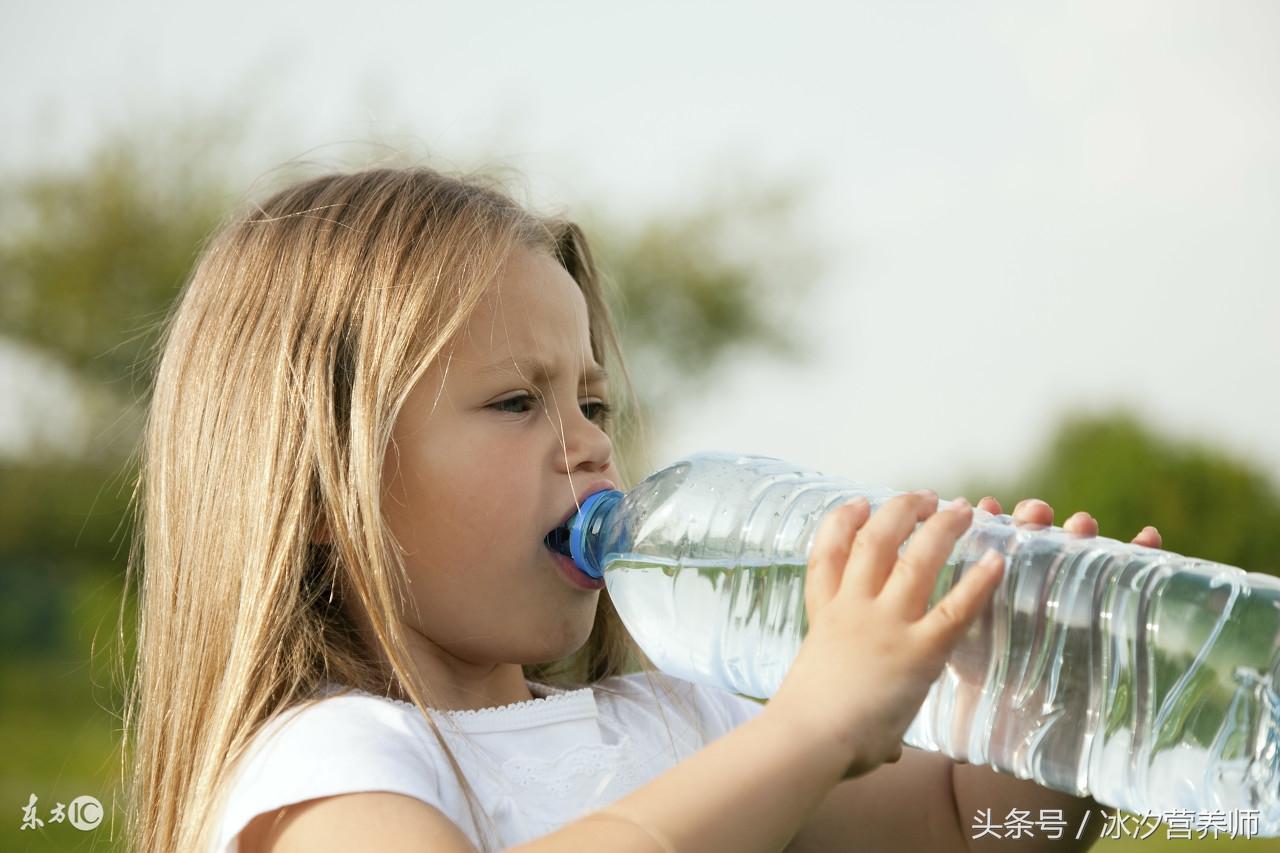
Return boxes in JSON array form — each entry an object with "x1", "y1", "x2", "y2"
[{"x1": 524, "y1": 616, "x2": 598, "y2": 666}]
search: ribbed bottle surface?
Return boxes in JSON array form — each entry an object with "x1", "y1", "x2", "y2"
[{"x1": 587, "y1": 451, "x2": 1280, "y2": 832}]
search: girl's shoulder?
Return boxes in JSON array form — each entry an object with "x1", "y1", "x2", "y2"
[
  {"x1": 236, "y1": 685, "x2": 447, "y2": 772},
  {"x1": 212, "y1": 687, "x2": 455, "y2": 853}
]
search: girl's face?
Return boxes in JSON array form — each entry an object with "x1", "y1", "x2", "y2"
[{"x1": 380, "y1": 246, "x2": 618, "y2": 671}]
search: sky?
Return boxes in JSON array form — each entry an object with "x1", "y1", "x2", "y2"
[{"x1": 2, "y1": 0, "x2": 1278, "y2": 500}]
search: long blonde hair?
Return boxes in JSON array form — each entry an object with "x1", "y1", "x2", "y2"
[{"x1": 121, "y1": 164, "x2": 689, "y2": 852}]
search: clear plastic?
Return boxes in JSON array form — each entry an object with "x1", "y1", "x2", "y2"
[{"x1": 566, "y1": 451, "x2": 1280, "y2": 833}]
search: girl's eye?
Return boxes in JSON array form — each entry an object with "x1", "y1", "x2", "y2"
[
  {"x1": 490, "y1": 394, "x2": 538, "y2": 415},
  {"x1": 489, "y1": 393, "x2": 612, "y2": 425},
  {"x1": 581, "y1": 401, "x2": 613, "y2": 425}
]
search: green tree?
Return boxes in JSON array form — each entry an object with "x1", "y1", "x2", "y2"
[{"x1": 958, "y1": 408, "x2": 1280, "y2": 578}]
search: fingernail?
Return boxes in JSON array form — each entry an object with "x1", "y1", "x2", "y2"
[{"x1": 949, "y1": 497, "x2": 970, "y2": 511}]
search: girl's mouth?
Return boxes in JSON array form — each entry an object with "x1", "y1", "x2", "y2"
[
  {"x1": 544, "y1": 526, "x2": 604, "y2": 591},
  {"x1": 545, "y1": 524, "x2": 572, "y2": 557}
]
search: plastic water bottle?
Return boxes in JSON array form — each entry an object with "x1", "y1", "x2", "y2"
[{"x1": 547, "y1": 451, "x2": 1280, "y2": 833}]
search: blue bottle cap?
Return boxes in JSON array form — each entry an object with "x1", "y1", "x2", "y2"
[{"x1": 569, "y1": 490, "x2": 623, "y2": 578}]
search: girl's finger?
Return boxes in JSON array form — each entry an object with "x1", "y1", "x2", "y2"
[
  {"x1": 1132, "y1": 526, "x2": 1162, "y2": 548},
  {"x1": 842, "y1": 492, "x2": 940, "y2": 600},
  {"x1": 1012, "y1": 499, "x2": 1054, "y2": 528},
  {"x1": 1063, "y1": 511, "x2": 1099, "y2": 537},
  {"x1": 880, "y1": 498, "x2": 974, "y2": 619},
  {"x1": 806, "y1": 498, "x2": 870, "y2": 618},
  {"x1": 916, "y1": 548, "x2": 1006, "y2": 653},
  {"x1": 977, "y1": 496, "x2": 1002, "y2": 515}
]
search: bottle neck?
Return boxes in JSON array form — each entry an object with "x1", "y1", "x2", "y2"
[{"x1": 570, "y1": 489, "x2": 624, "y2": 579}]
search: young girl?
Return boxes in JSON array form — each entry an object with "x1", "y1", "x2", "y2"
[{"x1": 122, "y1": 165, "x2": 1162, "y2": 852}]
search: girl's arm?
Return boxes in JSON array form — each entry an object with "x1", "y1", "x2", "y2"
[
  {"x1": 953, "y1": 761, "x2": 1101, "y2": 853},
  {"x1": 780, "y1": 746, "x2": 1101, "y2": 853},
  {"x1": 517, "y1": 703, "x2": 850, "y2": 852}
]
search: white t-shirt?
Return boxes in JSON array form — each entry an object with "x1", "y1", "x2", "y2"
[{"x1": 211, "y1": 671, "x2": 765, "y2": 852}]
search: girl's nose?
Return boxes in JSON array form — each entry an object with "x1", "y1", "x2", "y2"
[{"x1": 560, "y1": 403, "x2": 613, "y2": 472}]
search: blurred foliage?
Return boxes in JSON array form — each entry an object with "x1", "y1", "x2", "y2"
[
  {"x1": 0, "y1": 124, "x2": 244, "y2": 414},
  {"x1": 581, "y1": 181, "x2": 821, "y2": 397},
  {"x1": 580, "y1": 184, "x2": 822, "y2": 483},
  {"x1": 958, "y1": 407, "x2": 1280, "y2": 578},
  {"x1": 586, "y1": 180, "x2": 824, "y2": 479}
]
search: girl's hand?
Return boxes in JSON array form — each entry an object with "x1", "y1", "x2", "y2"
[
  {"x1": 976, "y1": 494, "x2": 1162, "y2": 549},
  {"x1": 764, "y1": 492, "x2": 1005, "y2": 782}
]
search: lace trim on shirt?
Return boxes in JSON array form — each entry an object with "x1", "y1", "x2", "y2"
[{"x1": 331, "y1": 680, "x2": 588, "y2": 718}]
